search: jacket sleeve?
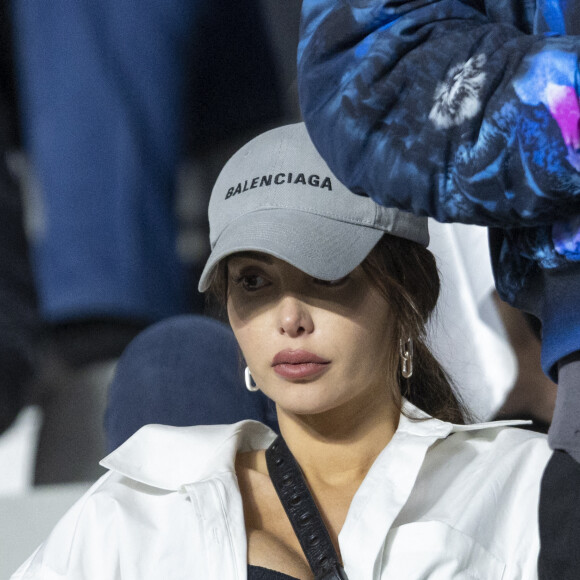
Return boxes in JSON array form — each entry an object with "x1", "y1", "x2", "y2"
[{"x1": 298, "y1": 0, "x2": 580, "y2": 228}]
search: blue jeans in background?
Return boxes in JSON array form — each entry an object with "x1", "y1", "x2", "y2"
[{"x1": 11, "y1": 0, "x2": 199, "y2": 323}]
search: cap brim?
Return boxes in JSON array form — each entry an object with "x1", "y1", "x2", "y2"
[{"x1": 198, "y1": 209, "x2": 385, "y2": 292}]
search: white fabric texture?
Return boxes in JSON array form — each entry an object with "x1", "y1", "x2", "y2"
[
  {"x1": 12, "y1": 401, "x2": 550, "y2": 579},
  {"x1": 427, "y1": 221, "x2": 517, "y2": 420}
]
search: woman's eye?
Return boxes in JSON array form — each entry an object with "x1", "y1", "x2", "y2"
[{"x1": 234, "y1": 274, "x2": 269, "y2": 291}]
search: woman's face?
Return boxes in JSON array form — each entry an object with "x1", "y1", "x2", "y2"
[{"x1": 227, "y1": 252, "x2": 398, "y2": 417}]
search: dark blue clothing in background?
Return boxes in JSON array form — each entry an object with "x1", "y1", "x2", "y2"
[
  {"x1": 12, "y1": 0, "x2": 195, "y2": 323},
  {"x1": 0, "y1": 2, "x2": 37, "y2": 433},
  {"x1": 105, "y1": 315, "x2": 278, "y2": 452},
  {"x1": 10, "y1": 0, "x2": 284, "y2": 325}
]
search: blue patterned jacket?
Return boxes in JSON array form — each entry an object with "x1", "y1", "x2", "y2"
[{"x1": 298, "y1": 0, "x2": 580, "y2": 379}]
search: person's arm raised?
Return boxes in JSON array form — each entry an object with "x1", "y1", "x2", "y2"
[{"x1": 298, "y1": 0, "x2": 580, "y2": 227}]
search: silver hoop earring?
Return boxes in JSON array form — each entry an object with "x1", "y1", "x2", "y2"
[
  {"x1": 399, "y1": 338, "x2": 414, "y2": 379},
  {"x1": 244, "y1": 367, "x2": 260, "y2": 392}
]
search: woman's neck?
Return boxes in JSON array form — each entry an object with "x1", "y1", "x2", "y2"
[{"x1": 275, "y1": 390, "x2": 400, "y2": 490}]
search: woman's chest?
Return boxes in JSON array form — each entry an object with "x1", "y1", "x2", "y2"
[
  {"x1": 152, "y1": 481, "x2": 521, "y2": 580},
  {"x1": 240, "y1": 472, "x2": 315, "y2": 579}
]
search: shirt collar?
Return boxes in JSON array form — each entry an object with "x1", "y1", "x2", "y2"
[
  {"x1": 399, "y1": 398, "x2": 531, "y2": 435},
  {"x1": 100, "y1": 401, "x2": 529, "y2": 491},
  {"x1": 100, "y1": 420, "x2": 277, "y2": 491}
]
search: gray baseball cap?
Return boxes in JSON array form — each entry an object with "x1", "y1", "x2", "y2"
[{"x1": 198, "y1": 123, "x2": 429, "y2": 292}]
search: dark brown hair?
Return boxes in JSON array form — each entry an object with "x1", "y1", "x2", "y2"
[
  {"x1": 360, "y1": 234, "x2": 471, "y2": 424},
  {"x1": 206, "y1": 234, "x2": 472, "y2": 424}
]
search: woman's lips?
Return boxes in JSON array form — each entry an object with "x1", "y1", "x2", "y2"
[{"x1": 272, "y1": 349, "x2": 330, "y2": 380}]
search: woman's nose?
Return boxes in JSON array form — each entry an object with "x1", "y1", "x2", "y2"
[{"x1": 277, "y1": 296, "x2": 314, "y2": 337}]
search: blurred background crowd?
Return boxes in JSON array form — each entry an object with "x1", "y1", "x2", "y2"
[
  {"x1": 0, "y1": 0, "x2": 301, "y2": 483},
  {"x1": 0, "y1": 1, "x2": 557, "y2": 575}
]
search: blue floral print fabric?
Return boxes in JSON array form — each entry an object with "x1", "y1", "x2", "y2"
[{"x1": 298, "y1": 0, "x2": 580, "y2": 376}]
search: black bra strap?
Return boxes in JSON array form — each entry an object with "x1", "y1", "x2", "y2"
[{"x1": 266, "y1": 436, "x2": 349, "y2": 580}]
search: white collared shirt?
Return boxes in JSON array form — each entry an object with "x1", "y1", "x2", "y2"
[{"x1": 11, "y1": 401, "x2": 551, "y2": 579}]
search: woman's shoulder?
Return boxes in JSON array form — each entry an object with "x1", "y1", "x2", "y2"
[
  {"x1": 400, "y1": 401, "x2": 551, "y2": 475},
  {"x1": 424, "y1": 422, "x2": 551, "y2": 490},
  {"x1": 11, "y1": 421, "x2": 277, "y2": 579},
  {"x1": 387, "y1": 425, "x2": 549, "y2": 577},
  {"x1": 445, "y1": 422, "x2": 550, "y2": 462},
  {"x1": 101, "y1": 420, "x2": 277, "y2": 490}
]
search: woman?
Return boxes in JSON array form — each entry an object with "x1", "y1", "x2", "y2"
[{"x1": 12, "y1": 124, "x2": 550, "y2": 579}]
